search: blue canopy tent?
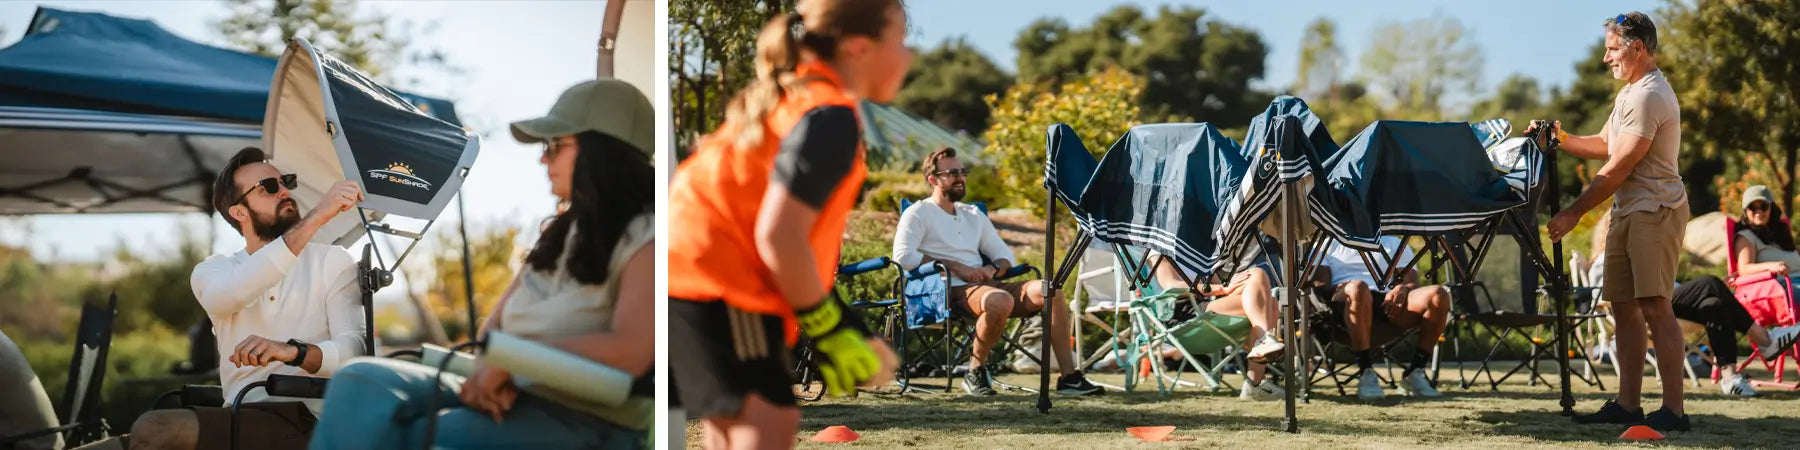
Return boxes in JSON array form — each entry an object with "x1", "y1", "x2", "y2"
[{"x1": 0, "y1": 7, "x2": 462, "y2": 247}]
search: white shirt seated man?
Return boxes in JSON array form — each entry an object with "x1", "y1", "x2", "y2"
[
  {"x1": 891, "y1": 148, "x2": 1099, "y2": 397},
  {"x1": 129, "y1": 147, "x2": 366, "y2": 450}
]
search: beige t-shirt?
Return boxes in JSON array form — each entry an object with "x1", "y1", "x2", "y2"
[
  {"x1": 1736, "y1": 229, "x2": 1800, "y2": 279},
  {"x1": 1604, "y1": 69, "x2": 1687, "y2": 216},
  {"x1": 500, "y1": 213, "x2": 654, "y2": 342},
  {"x1": 496, "y1": 213, "x2": 654, "y2": 429}
]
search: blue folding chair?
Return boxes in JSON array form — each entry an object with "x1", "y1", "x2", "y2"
[{"x1": 838, "y1": 199, "x2": 1042, "y2": 394}]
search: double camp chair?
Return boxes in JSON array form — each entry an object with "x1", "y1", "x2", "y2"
[{"x1": 827, "y1": 200, "x2": 1043, "y2": 395}]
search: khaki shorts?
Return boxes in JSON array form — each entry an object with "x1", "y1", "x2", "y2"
[
  {"x1": 950, "y1": 280, "x2": 1041, "y2": 318},
  {"x1": 1604, "y1": 206, "x2": 1689, "y2": 302}
]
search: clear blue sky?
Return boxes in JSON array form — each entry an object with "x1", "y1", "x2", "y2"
[
  {"x1": 0, "y1": 1, "x2": 606, "y2": 266},
  {"x1": 905, "y1": 0, "x2": 1664, "y2": 112}
]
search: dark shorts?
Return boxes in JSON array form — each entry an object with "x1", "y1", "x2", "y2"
[
  {"x1": 191, "y1": 401, "x2": 314, "y2": 450},
  {"x1": 948, "y1": 280, "x2": 1040, "y2": 318},
  {"x1": 668, "y1": 298, "x2": 796, "y2": 418}
]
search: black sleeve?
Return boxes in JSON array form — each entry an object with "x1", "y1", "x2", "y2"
[{"x1": 771, "y1": 105, "x2": 860, "y2": 209}]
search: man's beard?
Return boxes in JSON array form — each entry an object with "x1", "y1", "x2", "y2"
[
  {"x1": 252, "y1": 199, "x2": 302, "y2": 241},
  {"x1": 944, "y1": 183, "x2": 966, "y2": 202}
]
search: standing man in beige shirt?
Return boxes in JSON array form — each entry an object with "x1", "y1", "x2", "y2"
[{"x1": 1540, "y1": 11, "x2": 1690, "y2": 432}]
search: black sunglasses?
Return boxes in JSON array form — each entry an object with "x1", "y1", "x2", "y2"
[
  {"x1": 1749, "y1": 202, "x2": 1772, "y2": 212},
  {"x1": 238, "y1": 174, "x2": 298, "y2": 204},
  {"x1": 933, "y1": 168, "x2": 971, "y2": 178}
]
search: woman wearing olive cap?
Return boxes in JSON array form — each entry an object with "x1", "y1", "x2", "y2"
[{"x1": 308, "y1": 78, "x2": 656, "y2": 449}]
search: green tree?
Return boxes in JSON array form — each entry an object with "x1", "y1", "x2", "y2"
[
  {"x1": 894, "y1": 38, "x2": 1013, "y2": 134},
  {"x1": 1660, "y1": 0, "x2": 1800, "y2": 212},
  {"x1": 669, "y1": 0, "x2": 794, "y2": 155},
  {"x1": 1358, "y1": 14, "x2": 1483, "y2": 119},
  {"x1": 983, "y1": 67, "x2": 1144, "y2": 217},
  {"x1": 1013, "y1": 5, "x2": 1268, "y2": 127},
  {"x1": 214, "y1": 0, "x2": 403, "y2": 79},
  {"x1": 418, "y1": 223, "x2": 519, "y2": 342},
  {"x1": 1294, "y1": 18, "x2": 1344, "y2": 102}
]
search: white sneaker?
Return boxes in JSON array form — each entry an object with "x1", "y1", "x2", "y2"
[
  {"x1": 1247, "y1": 336, "x2": 1287, "y2": 364},
  {"x1": 1356, "y1": 371, "x2": 1386, "y2": 401},
  {"x1": 1761, "y1": 325, "x2": 1800, "y2": 361},
  {"x1": 1239, "y1": 378, "x2": 1285, "y2": 402},
  {"x1": 1723, "y1": 373, "x2": 1759, "y2": 397},
  {"x1": 1398, "y1": 370, "x2": 1442, "y2": 398}
]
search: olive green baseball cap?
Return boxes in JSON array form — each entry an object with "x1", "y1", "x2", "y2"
[
  {"x1": 1744, "y1": 185, "x2": 1777, "y2": 211},
  {"x1": 510, "y1": 78, "x2": 653, "y2": 155}
]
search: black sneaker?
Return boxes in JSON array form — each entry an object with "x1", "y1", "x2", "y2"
[
  {"x1": 962, "y1": 365, "x2": 997, "y2": 396},
  {"x1": 1056, "y1": 371, "x2": 1104, "y2": 396},
  {"x1": 1572, "y1": 400, "x2": 1645, "y2": 424},
  {"x1": 1640, "y1": 407, "x2": 1691, "y2": 432}
]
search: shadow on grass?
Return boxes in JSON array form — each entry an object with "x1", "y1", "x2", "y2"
[
  {"x1": 1474, "y1": 409, "x2": 1800, "y2": 448},
  {"x1": 803, "y1": 391, "x2": 1392, "y2": 438}
]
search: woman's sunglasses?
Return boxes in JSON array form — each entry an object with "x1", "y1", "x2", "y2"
[
  {"x1": 1749, "y1": 202, "x2": 1772, "y2": 212},
  {"x1": 238, "y1": 174, "x2": 298, "y2": 204}
]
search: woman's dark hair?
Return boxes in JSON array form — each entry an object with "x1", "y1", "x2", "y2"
[
  {"x1": 524, "y1": 130, "x2": 654, "y2": 285},
  {"x1": 1738, "y1": 204, "x2": 1797, "y2": 252},
  {"x1": 719, "y1": 0, "x2": 903, "y2": 149}
]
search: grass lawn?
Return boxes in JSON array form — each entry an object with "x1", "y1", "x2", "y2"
[{"x1": 684, "y1": 364, "x2": 1800, "y2": 448}]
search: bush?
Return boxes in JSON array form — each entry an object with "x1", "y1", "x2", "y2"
[{"x1": 983, "y1": 66, "x2": 1144, "y2": 218}]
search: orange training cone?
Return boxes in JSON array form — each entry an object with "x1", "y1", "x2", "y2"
[
  {"x1": 811, "y1": 425, "x2": 861, "y2": 443},
  {"x1": 1127, "y1": 426, "x2": 1177, "y2": 442},
  {"x1": 1619, "y1": 425, "x2": 1664, "y2": 441}
]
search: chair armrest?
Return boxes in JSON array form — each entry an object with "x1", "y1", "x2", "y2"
[
  {"x1": 906, "y1": 261, "x2": 947, "y2": 279},
  {"x1": 839, "y1": 257, "x2": 896, "y2": 277},
  {"x1": 1000, "y1": 264, "x2": 1038, "y2": 280},
  {"x1": 0, "y1": 424, "x2": 77, "y2": 446},
  {"x1": 263, "y1": 374, "x2": 329, "y2": 398},
  {"x1": 182, "y1": 384, "x2": 225, "y2": 407},
  {"x1": 420, "y1": 343, "x2": 478, "y2": 378},
  {"x1": 483, "y1": 331, "x2": 634, "y2": 408}
]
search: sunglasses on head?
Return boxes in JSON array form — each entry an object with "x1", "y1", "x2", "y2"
[
  {"x1": 238, "y1": 174, "x2": 298, "y2": 204},
  {"x1": 934, "y1": 168, "x2": 971, "y2": 178},
  {"x1": 1614, "y1": 14, "x2": 1627, "y2": 25}
]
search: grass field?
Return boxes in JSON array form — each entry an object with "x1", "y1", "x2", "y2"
[{"x1": 684, "y1": 364, "x2": 1800, "y2": 449}]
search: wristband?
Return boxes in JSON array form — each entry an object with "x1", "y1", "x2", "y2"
[{"x1": 284, "y1": 338, "x2": 309, "y2": 366}]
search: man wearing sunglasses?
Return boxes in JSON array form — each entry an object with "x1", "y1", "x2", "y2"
[
  {"x1": 1529, "y1": 11, "x2": 1691, "y2": 432},
  {"x1": 129, "y1": 147, "x2": 366, "y2": 450},
  {"x1": 891, "y1": 148, "x2": 1101, "y2": 397}
]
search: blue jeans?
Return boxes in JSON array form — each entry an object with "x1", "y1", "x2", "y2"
[{"x1": 307, "y1": 358, "x2": 644, "y2": 450}]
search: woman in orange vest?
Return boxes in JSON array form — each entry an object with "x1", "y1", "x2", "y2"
[{"x1": 668, "y1": 0, "x2": 910, "y2": 448}]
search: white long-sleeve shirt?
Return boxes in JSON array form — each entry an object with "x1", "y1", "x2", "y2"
[
  {"x1": 190, "y1": 237, "x2": 364, "y2": 414},
  {"x1": 893, "y1": 201, "x2": 1015, "y2": 286}
]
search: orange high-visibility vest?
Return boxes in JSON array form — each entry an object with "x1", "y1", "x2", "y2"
[{"x1": 668, "y1": 62, "x2": 866, "y2": 345}]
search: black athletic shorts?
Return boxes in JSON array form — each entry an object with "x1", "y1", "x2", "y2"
[{"x1": 668, "y1": 298, "x2": 796, "y2": 418}]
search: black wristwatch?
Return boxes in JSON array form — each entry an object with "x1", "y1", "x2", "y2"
[{"x1": 284, "y1": 338, "x2": 309, "y2": 366}]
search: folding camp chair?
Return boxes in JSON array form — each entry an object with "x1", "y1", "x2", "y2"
[
  {"x1": 1441, "y1": 230, "x2": 1606, "y2": 392},
  {"x1": 0, "y1": 293, "x2": 117, "y2": 448},
  {"x1": 843, "y1": 200, "x2": 1042, "y2": 394},
  {"x1": 1725, "y1": 218, "x2": 1800, "y2": 389}
]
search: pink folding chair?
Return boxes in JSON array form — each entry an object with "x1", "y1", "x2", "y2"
[{"x1": 1724, "y1": 218, "x2": 1800, "y2": 389}]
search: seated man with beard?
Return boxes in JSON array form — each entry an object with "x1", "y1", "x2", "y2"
[
  {"x1": 128, "y1": 147, "x2": 367, "y2": 450},
  {"x1": 892, "y1": 148, "x2": 1102, "y2": 397}
]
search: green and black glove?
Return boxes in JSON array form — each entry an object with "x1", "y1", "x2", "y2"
[{"x1": 796, "y1": 294, "x2": 880, "y2": 397}]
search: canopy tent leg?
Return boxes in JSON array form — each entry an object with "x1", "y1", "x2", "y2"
[
  {"x1": 1281, "y1": 179, "x2": 1302, "y2": 434},
  {"x1": 1038, "y1": 189, "x2": 1056, "y2": 414}
]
